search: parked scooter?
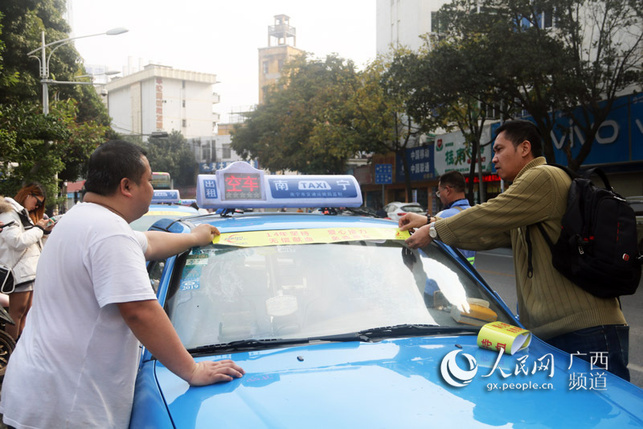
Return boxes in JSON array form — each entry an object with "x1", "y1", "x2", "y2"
[{"x1": 0, "y1": 303, "x2": 16, "y2": 378}]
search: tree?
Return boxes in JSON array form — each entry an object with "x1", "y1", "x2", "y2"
[
  {"x1": 142, "y1": 131, "x2": 197, "y2": 188},
  {"x1": 552, "y1": 0, "x2": 643, "y2": 169},
  {"x1": 0, "y1": 0, "x2": 111, "y2": 203},
  {"x1": 433, "y1": 0, "x2": 642, "y2": 171},
  {"x1": 385, "y1": 41, "x2": 498, "y2": 203},
  {"x1": 371, "y1": 54, "x2": 438, "y2": 201},
  {"x1": 232, "y1": 54, "x2": 370, "y2": 174},
  {"x1": 0, "y1": 99, "x2": 109, "y2": 201}
]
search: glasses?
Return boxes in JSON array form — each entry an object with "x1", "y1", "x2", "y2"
[
  {"x1": 31, "y1": 194, "x2": 44, "y2": 208},
  {"x1": 435, "y1": 186, "x2": 448, "y2": 198}
]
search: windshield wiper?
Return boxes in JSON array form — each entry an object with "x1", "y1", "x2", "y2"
[
  {"x1": 186, "y1": 325, "x2": 479, "y2": 355},
  {"x1": 188, "y1": 332, "x2": 375, "y2": 355},
  {"x1": 358, "y1": 324, "x2": 480, "y2": 341},
  {"x1": 188, "y1": 338, "x2": 311, "y2": 355}
]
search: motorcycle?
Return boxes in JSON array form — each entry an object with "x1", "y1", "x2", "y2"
[{"x1": 0, "y1": 302, "x2": 15, "y2": 378}]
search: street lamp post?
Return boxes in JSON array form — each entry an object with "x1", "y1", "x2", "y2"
[
  {"x1": 26, "y1": 27, "x2": 127, "y2": 213},
  {"x1": 26, "y1": 27, "x2": 128, "y2": 115}
]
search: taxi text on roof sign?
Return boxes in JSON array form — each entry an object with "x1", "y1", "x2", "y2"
[
  {"x1": 152, "y1": 189, "x2": 180, "y2": 204},
  {"x1": 196, "y1": 161, "x2": 363, "y2": 209}
]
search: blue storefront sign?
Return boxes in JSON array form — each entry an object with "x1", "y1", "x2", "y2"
[
  {"x1": 396, "y1": 146, "x2": 435, "y2": 182},
  {"x1": 490, "y1": 93, "x2": 643, "y2": 167}
]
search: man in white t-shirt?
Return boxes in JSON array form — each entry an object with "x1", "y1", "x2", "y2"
[{"x1": 0, "y1": 140, "x2": 245, "y2": 429}]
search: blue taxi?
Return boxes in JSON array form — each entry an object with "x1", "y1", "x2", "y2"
[
  {"x1": 130, "y1": 189, "x2": 201, "y2": 232},
  {"x1": 130, "y1": 162, "x2": 643, "y2": 428}
]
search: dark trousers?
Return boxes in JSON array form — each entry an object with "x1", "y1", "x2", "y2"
[{"x1": 546, "y1": 324, "x2": 630, "y2": 381}]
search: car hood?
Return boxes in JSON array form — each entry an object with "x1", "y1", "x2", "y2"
[{"x1": 139, "y1": 336, "x2": 643, "y2": 428}]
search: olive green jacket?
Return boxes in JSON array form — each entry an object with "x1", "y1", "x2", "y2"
[{"x1": 435, "y1": 157, "x2": 626, "y2": 339}]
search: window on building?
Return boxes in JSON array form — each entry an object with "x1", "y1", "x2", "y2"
[
  {"x1": 483, "y1": 102, "x2": 502, "y2": 120},
  {"x1": 541, "y1": 7, "x2": 554, "y2": 28},
  {"x1": 278, "y1": 60, "x2": 284, "y2": 71},
  {"x1": 222, "y1": 144, "x2": 231, "y2": 159},
  {"x1": 182, "y1": 100, "x2": 186, "y2": 108},
  {"x1": 182, "y1": 119, "x2": 187, "y2": 128},
  {"x1": 263, "y1": 61, "x2": 269, "y2": 74},
  {"x1": 182, "y1": 80, "x2": 186, "y2": 88}
]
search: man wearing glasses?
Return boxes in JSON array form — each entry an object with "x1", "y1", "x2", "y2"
[{"x1": 433, "y1": 171, "x2": 475, "y2": 266}]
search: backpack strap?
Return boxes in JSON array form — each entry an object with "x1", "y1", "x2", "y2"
[
  {"x1": 526, "y1": 227, "x2": 535, "y2": 278},
  {"x1": 526, "y1": 223, "x2": 557, "y2": 279},
  {"x1": 536, "y1": 223, "x2": 555, "y2": 250},
  {"x1": 582, "y1": 167, "x2": 613, "y2": 191}
]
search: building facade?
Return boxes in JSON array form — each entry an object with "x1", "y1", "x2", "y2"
[
  {"x1": 376, "y1": 0, "x2": 449, "y2": 54},
  {"x1": 104, "y1": 64, "x2": 220, "y2": 139},
  {"x1": 258, "y1": 15, "x2": 305, "y2": 105},
  {"x1": 369, "y1": 0, "x2": 643, "y2": 215}
]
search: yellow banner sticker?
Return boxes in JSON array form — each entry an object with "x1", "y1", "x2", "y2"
[
  {"x1": 477, "y1": 321, "x2": 532, "y2": 355},
  {"x1": 213, "y1": 228, "x2": 410, "y2": 247},
  {"x1": 145, "y1": 211, "x2": 186, "y2": 216}
]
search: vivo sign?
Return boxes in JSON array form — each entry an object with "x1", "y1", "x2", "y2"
[
  {"x1": 550, "y1": 94, "x2": 643, "y2": 165},
  {"x1": 492, "y1": 93, "x2": 643, "y2": 166}
]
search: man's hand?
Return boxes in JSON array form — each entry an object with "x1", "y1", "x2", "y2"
[
  {"x1": 144, "y1": 225, "x2": 220, "y2": 261},
  {"x1": 191, "y1": 224, "x2": 220, "y2": 246},
  {"x1": 405, "y1": 224, "x2": 433, "y2": 249},
  {"x1": 187, "y1": 360, "x2": 245, "y2": 386},
  {"x1": 398, "y1": 212, "x2": 429, "y2": 231}
]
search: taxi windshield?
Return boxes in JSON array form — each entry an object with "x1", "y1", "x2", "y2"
[{"x1": 165, "y1": 239, "x2": 514, "y2": 350}]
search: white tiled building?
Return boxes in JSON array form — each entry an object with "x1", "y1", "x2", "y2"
[
  {"x1": 104, "y1": 64, "x2": 220, "y2": 140},
  {"x1": 376, "y1": 0, "x2": 449, "y2": 55}
]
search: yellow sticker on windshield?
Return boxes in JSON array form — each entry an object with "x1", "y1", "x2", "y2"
[
  {"x1": 213, "y1": 228, "x2": 410, "y2": 247},
  {"x1": 145, "y1": 211, "x2": 186, "y2": 216}
]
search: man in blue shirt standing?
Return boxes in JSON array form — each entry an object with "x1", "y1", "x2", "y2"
[{"x1": 434, "y1": 171, "x2": 475, "y2": 265}]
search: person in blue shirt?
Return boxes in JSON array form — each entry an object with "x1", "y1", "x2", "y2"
[
  {"x1": 434, "y1": 171, "x2": 476, "y2": 266},
  {"x1": 422, "y1": 171, "x2": 476, "y2": 307}
]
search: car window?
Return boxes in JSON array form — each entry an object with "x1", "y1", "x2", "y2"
[
  {"x1": 401, "y1": 204, "x2": 425, "y2": 214},
  {"x1": 629, "y1": 202, "x2": 643, "y2": 215},
  {"x1": 130, "y1": 215, "x2": 171, "y2": 232},
  {"x1": 147, "y1": 261, "x2": 165, "y2": 294},
  {"x1": 164, "y1": 239, "x2": 513, "y2": 350}
]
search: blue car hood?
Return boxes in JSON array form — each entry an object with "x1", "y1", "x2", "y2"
[{"x1": 138, "y1": 336, "x2": 643, "y2": 428}]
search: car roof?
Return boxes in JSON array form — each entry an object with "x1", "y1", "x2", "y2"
[
  {"x1": 163, "y1": 211, "x2": 398, "y2": 235},
  {"x1": 146, "y1": 204, "x2": 199, "y2": 215}
]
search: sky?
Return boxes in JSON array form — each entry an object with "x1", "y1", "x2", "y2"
[{"x1": 68, "y1": 0, "x2": 377, "y2": 122}]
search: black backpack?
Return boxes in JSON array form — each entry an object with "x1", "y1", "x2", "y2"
[{"x1": 531, "y1": 165, "x2": 642, "y2": 298}]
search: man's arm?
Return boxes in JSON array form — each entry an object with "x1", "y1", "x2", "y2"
[
  {"x1": 398, "y1": 212, "x2": 429, "y2": 231},
  {"x1": 118, "y1": 299, "x2": 245, "y2": 385},
  {"x1": 143, "y1": 224, "x2": 219, "y2": 261},
  {"x1": 405, "y1": 224, "x2": 434, "y2": 249}
]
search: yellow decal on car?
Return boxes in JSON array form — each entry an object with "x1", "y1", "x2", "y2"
[
  {"x1": 213, "y1": 228, "x2": 410, "y2": 247},
  {"x1": 145, "y1": 211, "x2": 187, "y2": 216}
]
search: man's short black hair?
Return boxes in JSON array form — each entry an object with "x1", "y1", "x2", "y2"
[
  {"x1": 495, "y1": 119, "x2": 543, "y2": 157},
  {"x1": 439, "y1": 170, "x2": 466, "y2": 193},
  {"x1": 84, "y1": 140, "x2": 148, "y2": 196}
]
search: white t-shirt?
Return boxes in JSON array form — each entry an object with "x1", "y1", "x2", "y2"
[{"x1": 0, "y1": 203, "x2": 156, "y2": 429}]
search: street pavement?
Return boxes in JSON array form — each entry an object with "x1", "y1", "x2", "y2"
[{"x1": 476, "y1": 248, "x2": 643, "y2": 389}]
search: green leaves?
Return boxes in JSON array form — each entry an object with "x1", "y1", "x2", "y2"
[
  {"x1": 143, "y1": 131, "x2": 197, "y2": 188},
  {"x1": 0, "y1": 0, "x2": 111, "y2": 203},
  {"x1": 232, "y1": 54, "x2": 377, "y2": 174}
]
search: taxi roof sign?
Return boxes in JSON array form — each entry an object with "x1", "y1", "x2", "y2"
[
  {"x1": 152, "y1": 189, "x2": 181, "y2": 204},
  {"x1": 196, "y1": 161, "x2": 362, "y2": 209}
]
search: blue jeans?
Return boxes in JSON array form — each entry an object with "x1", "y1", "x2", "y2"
[{"x1": 546, "y1": 325, "x2": 630, "y2": 381}]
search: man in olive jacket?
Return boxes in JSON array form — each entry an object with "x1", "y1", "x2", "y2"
[{"x1": 399, "y1": 120, "x2": 629, "y2": 380}]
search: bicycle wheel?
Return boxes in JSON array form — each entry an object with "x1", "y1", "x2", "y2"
[{"x1": 0, "y1": 330, "x2": 16, "y2": 378}]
